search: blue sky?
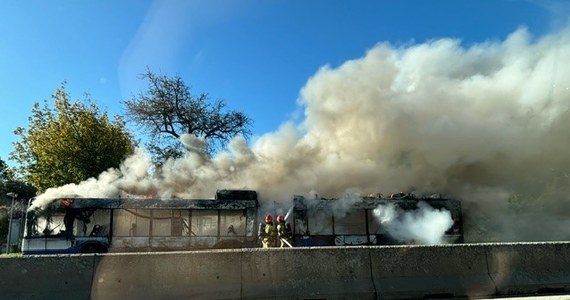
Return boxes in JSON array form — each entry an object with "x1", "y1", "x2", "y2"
[{"x1": 0, "y1": 0, "x2": 567, "y2": 168}]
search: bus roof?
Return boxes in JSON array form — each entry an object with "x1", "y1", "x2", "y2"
[
  {"x1": 293, "y1": 194, "x2": 460, "y2": 210},
  {"x1": 52, "y1": 197, "x2": 259, "y2": 210}
]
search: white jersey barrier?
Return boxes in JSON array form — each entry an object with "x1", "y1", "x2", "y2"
[{"x1": 1, "y1": 242, "x2": 570, "y2": 299}]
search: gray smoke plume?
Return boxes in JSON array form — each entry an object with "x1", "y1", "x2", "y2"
[{"x1": 33, "y1": 27, "x2": 570, "y2": 242}]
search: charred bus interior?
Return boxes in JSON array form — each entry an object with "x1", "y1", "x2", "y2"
[
  {"x1": 292, "y1": 193, "x2": 463, "y2": 247},
  {"x1": 22, "y1": 190, "x2": 259, "y2": 254},
  {"x1": 21, "y1": 190, "x2": 463, "y2": 254}
]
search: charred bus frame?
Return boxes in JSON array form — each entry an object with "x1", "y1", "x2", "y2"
[
  {"x1": 21, "y1": 190, "x2": 259, "y2": 254},
  {"x1": 291, "y1": 194, "x2": 463, "y2": 247},
  {"x1": 21, "y1": 190, "x2": 463, "y2": 254}
]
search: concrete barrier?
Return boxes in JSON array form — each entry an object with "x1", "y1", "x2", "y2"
[
  {"x1": 487, "y1": 242, "x2": 570, "y2": 296},
  {"x1": 3, "y1": 242, "x2": 570, "y2": 299},
  {"x1": 91, "y1": 247, "x2": 375, "y2": 299},
  {"x1": 0, "y1": 255, "x2": 95, "y2": 300},
  {"x1": 241, "y1": 247, "x2": 376, "y2": 299},
  {"x1": 370, "y1": 244, "x2": 496, "y2": 299},
  {"x1": 90, "y1": 250, "x2": 243, "y2": 300}
]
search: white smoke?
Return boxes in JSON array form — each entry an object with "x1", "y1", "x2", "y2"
[
  {"x1": 30, "y1": 149, "x2": 156, "y2": 209},
  {"x1": 32, "y1": 26, "x2": 570, "y2": 242},
  {"x1": 373, "y1": 201, "x2": 454, "y2": 244}
]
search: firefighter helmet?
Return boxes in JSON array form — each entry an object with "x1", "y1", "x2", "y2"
[
  {"x1": 265, "y1": 214, "x2": 273, "y2": 223},
  {"x1": 277, "y1": 215, "x2": 285, "y2": 223},
  {"x1": 62, "y1": 198, "x2": 74, "y2": 207}
]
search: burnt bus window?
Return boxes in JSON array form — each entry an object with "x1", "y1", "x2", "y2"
[
  {"x1": 113, "y1": 209, "x2": 151, "y2": 236},
  {"x1": 307, "y1": 209, "x2": 333, "y2": 235},
  {"x1": 136, "y1": 209, "x2": 151, "y2": 236},
  {"x1": 114, "y1": 209, "x2": 133, "y2": 236},
  {"x1": 74, "y1": 209, "x2": 110, "y2": 237},
  {"x1": 191, "y1": 210, "x2": 218, "y2": 236},
  {"x1": 152, "y1": 209, "x2": 173, "y2": 236},
  {"x1": 150, "y1": 209, "x2": 190, "y2": 237},
  {"x1": 334, "y1": 210, "x2": 366, "y2": 235},
  {"x1": 180, "y1": 210, "x2": 191, "y2": 236},
  {"x1": 220, "y1": 210, "x2": 245, "y2": 236},
  {"x1": 171, "y1": 209, "x2": 188, "y2": 236},
  {"x1": 34, "y1": 213, "x2": 65, "y2": 236},
  {"x1": 89, "y1": 209, "x2": 111, "y2": 236},
  {"x1": 367, "y1": 209, "x2": 387, "y2": 235},
  {"x1": 294, "y1": 210, "x2": 308, "y2": 235}
]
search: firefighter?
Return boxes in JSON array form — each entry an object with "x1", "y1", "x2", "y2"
[
  {"x1": 260, "y1": 214, "x2": 276, "y2": 248},
  {"x1": 276, "y1": 214, "x2": 293, "y2": 248}
]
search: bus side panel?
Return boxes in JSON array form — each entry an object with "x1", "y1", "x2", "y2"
[
  {"x1": 189, "y1": 236, "x2": 218, "y2": 249},
  {"x1": 294, "y1": 236, "x2": 335, "y2": 247},
  {"x1": 110, "y1": 236, "x2": 226, "y2": 251},
  {"x1": 335, "y1": 235, "x2": 369, "y2": 246},
  {"x1": 111, "y1": 237, "x2": 150, "y2": 252},
  {"x1": 22, "y1": 237, "x2": 72, "y2": 254},
  {"x1": 149, "y1": 236, "x2": 192, "y2": 251}
]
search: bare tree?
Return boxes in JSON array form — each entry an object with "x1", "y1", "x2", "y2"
[{"x1": 124, "y1": 69, "x2": 252, "y2": 161}]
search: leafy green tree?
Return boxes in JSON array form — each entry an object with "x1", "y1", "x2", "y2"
[
  {"x1": 0, "y1": 157, "x2": 14, "y2": 207},
  {"x1": 0, "y1": 158, "x2": 12, "y2": 183},
  {"x1": 0, "y1": 158, "x2": 34, "y2": 202},
  {"x1": 124, "y1": 69, "x2": 252, "y2": 161},
  {"x1": 11, "y1": 83, "x2": 135, "y2": 192},
  {"x1": 0, "y1": 208, "x2": 7, "y2": 248}
]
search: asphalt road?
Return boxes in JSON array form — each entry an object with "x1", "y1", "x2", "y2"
[{"x1": 481, "y1": 296, "x2": 570, "y2": 300}]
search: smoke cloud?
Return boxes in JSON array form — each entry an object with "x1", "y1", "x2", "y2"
[
  {"x1": 373, "y1": 201, "x2": 454, "y2": 244},
  {"x1": 33, "y1": 27, "x2": 570, "y2": 242}
]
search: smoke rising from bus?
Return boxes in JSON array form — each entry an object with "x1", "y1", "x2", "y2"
[
  {"x1": 373, "y1": 202, "x2": 454, "y2": 244},
  {"x1": 33, "y1": 27, "x2": 570, "y2": 242}
]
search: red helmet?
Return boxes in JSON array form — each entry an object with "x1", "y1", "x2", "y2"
[
  {"x1": 265, "y1": 214, "x2": 273, "y2": 223},
  {"x1": 277, "y1": 215, "x2": 285, "y2": 223}
]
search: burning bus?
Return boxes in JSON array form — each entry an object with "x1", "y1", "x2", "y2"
[
  {"x1": 21, "y1": 190, "x2": 462, "y2": 254},
  {"x1": 21, "y1": 190, "x2": 259, "y2": 254},
  {"x1": 291, "y1": 193, "x2": 463, "y2": 247}
]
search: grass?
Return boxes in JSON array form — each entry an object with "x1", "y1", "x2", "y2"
[{"x1": 0, "y1": 252, "x2": 21, "y2": 258}]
